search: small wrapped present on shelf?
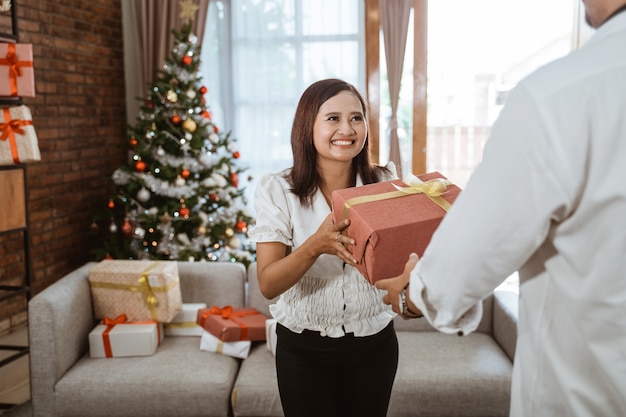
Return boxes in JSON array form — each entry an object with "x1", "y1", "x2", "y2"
[
  {"x1": 0, "y1": 105, "x2": 40, "y2": 165},
  {"x1": 88, "y1": 314, "x2": 163, "y2": 358},
  {"x1": 164, "y1": 303, "x2": 206, "y2": 337},
  {"x1": 89, "y1": 260, "x2": 182, "y2": 323},
  {"x1": 266, "y1": 319, "x2": 277, "y2": 356},
  {"x1": 332, "y1": 172, "x2": 461, "y2": 284},
  {"x1": 199, "y1": 330, "x2": 251, "y2": 359},
  {"x1": 0, "y1": 43, "x2": 35, "y2": 97},
  {"x1": 197, "y1": 305, "x2": 268, "y2": 342}
]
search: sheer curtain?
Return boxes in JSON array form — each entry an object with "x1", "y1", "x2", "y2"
[{"x1": 200, "y1": 0, "x2": 365, "y2": 209}]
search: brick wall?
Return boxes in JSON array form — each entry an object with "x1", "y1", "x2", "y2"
[{"x1": 0, "y1": 0, "x2": 127, "y2": 333}]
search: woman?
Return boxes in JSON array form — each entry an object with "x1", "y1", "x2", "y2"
[{"x1": 249, "y1": 79, "x2": 398, "y2": 417}]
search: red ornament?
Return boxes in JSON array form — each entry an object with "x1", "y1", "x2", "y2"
[
  {"x1": 209, "y1": 193, "x2": 219, "y2": 201},
  {"x1": 232, "y1": 151, "x2": 240, "y2": 159},
  {"x1": 230, "y1": 172, "x2": 239, "y2": 188},
  {"x1": 181, "y1": 169, "x2": 191, "y2": 179},
  {"x1": 135, "y1": 160, "x2": 147, "y2": 172},
  {"x1": 182, "y1": 55, "x2": 192, "y2": 65},
  {"x1": 235, "y1": 220, "x2": 247, "y2": 232},
  {"x1": 145, "y1": 101, "x2": 154, "y2": 109},
  {"x1": 199, "y1": 86, "x2": 207, "y2": 94},
  {"x1": 171, "y1": 115, "x2": 181, "y2": 124},
  {"x1": 129, "y1": 137, "x2": 138, "y2": 147},
  {"x1": 201, "y1": 110, "x2": 211, "y2": 119},
  {"x1": 107, "y1": 199, "x2": 115, "y2": 209},
  {"x1": 213, "y1": 125, "x2": 219, "y2": 133},
  {"x1": 122, "y1": 219, "x2": 133, "y2": 236},
  {"x1": 179, "y1": 207, "x2": 190, "y2": 218}
]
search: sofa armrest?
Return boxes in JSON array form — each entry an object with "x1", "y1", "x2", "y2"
[
  {"x1": 492, "y1": 289, "x2": 519, "y2": 362},
  {"x1": 28, "y1": 262, "x2": 98, "y2": 417}
]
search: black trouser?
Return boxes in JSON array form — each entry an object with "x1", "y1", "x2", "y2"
[{"x1": 275, "y1": 321, "x2": 398, "y2": 417}]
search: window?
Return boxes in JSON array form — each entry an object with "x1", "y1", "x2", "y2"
[{"x1": 200, "y1": 0, "x2": 365, "y2": 207}]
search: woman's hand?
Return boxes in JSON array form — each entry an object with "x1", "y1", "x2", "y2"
[{"x1": 313, "y1": 213, "x2": 357, "y2": 266}]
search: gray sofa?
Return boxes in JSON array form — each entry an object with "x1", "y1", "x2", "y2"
[{"x1": 28, "y1": 261, "x2": 518, "y2": 417}]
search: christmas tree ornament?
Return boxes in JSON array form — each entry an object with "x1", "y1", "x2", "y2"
[
  {"x1": 171, "y1": 114, "x2": 182, "y2": 124},
  {"x1": 225, "y1": 227, "x2": 234, "y2": 237},
  {"x1": 199, "y1": 86, "x2": 207, "y2": 94},
  {"x1": 166, "y1": 90, "x2": 178, "y2": 102},
  {"x1": 182, "y1": 118, "x2": 197, "y2": 132},
  {"x1": 182, "y1": 55, "x2": 192, "y2": 66},
  {"x1": 228, "y1": 236, "x2": 241, "y2": 249},
  {"x1": 109, "y1": 221, "x2": 118, "y2": 233},
  {"x1": 134, "y1": 160, "x2": 147, "y2": 172},
  {"x1": 186, "y1": 89, "x2": 196, "y2": 99},
  {"x1": 181, "y1": 168, "x2": 191, "y2": 179},
  {"x1": 233, "y1": 151, "x2": 241, "y2": 159},
  {"x1": 137, "y1": 187, "x2": 151, "y2": 202},
  {"x1": 179, "y1": 206, "x2": 190, "y2": 218},
  {"x1": 122, "y1": 219, "x2": 133, "y2": 236},
  {"x1": 133, "y1": 227, "x2": 145, "y2": 240},
  {"x1": 129, "y1": 136, "x2": 138, "y2": 147},
  {"x1": 107, "y1": 199, "x2": 115, "y2": 209},
  {"x1": 230, "y1": 172, "x2": 239, "y2": 188},
  {"x1": 235, "y1": 220, "x2": 247, "y2": 232},
  {"x1": 175, "y1": 176, "x2": 186, "y2": 187}
]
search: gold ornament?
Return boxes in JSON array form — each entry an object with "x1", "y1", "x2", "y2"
[
  {"x1": 166, "y1": 90, "x2": 178, "y2": 102},
  {"x1": 182, "y1": 118, "x2": 197, "y2": 133},
  {"x1": 225, "y1": 227, "x2": 234, "y2": 237},
  {"x1": 179, "y1": 0, "x2": 199, "y2": 23}
]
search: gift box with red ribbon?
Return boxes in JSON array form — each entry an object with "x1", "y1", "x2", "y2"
[
  {"x1": 0, "y1": 43, "x2": 35, "y2": 97},
  {"x1": 196, "y1": 305, "x2": 268, "y2": 342},
  {"x1": 331, "y1": 172, "x2": 461, "y2": 284},
  {"x1": 0, "y1": 105, "x2": 40, "y2": 165},
  {"x1": 88, "y1": 260, "x2": 182, "y2": 323},
  {"x1": 88, "y1": 314, "x2": 163, "y2": 358}
]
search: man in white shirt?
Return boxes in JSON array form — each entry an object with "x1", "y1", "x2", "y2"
[{"x1": 376, "y1": 1, "x2": 626, "y2": 416}]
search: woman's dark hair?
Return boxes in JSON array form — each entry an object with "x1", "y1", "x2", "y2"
[{"x1": 286, "y1": 78, "x2": 388, "y2": 207}]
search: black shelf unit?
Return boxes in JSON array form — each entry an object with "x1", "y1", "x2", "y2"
[{"x1": 0, "y1": 164, "x2": 32, "y2": 411}]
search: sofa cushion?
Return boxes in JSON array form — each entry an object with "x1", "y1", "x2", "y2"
[
  {"x1": 231, "y1": 343, "x2": 284, "y2": 417},
  {"x1": 53, "y1": 336, "x2": 240, "y2": 417},
  {"x1": 178, "y1": 261, "x2": 247, "y2": 308},
  {"x1": 389, "y1": 331, "x2": 512, "y2": 417}
]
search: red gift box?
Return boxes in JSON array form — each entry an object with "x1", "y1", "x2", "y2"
[
  {"x1": 331, "y1": 172, "x2": 461, "y2": 284},
  {"x1": 197, "y1": 306, "x2": 268, "y2": 342},
  {"x1": 0, "y1": 105, "x2": 40, "y2": 165},
  {"x1": 0, "y1": 43, "x2": 35, "y2": 97}
]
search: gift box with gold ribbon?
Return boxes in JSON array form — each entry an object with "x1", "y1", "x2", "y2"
[
  {"x1": 199, "y1": 330, "x2": 251, "y2": 359},
  {"x1": 331, "y1": 171, "x2": 461, "y2": 284},
  {"x1": 0, "y1": 43, "x2": 35, "y2": 97},
  {"x1": 197, "y1": 305, "x2": 268, "y2": 342},
  {"x1": 0, "y1": 105, "x2": 40, "y2": 165},
  {"x1": 88, "y1": 260, "x2": 183, "y2": 323},
  {"x1": 164, "y1": 302, "x2": 206, "y2": 336},
  {"x1": 88, "y1": 314, "x2": 163, "y2": 358}
]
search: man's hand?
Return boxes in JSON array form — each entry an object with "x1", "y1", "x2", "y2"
[{"x1": 375, "y1": 253, "x2": 422, "y2": 319}]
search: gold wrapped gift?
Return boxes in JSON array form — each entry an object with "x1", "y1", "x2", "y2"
[{"x1": 89, "y1": 260, "x2": 182, "y2": 323}]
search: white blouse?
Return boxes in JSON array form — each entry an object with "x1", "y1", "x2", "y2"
[{"x1": 249, "y1": 168, "x2": 396, "y2": 338}]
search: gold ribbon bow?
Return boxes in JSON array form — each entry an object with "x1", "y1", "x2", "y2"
[
  {"x1": 90, "y1": 262, "x2": 178, "y2": 320},
  {"x1": 342, "y1": 175, "x2": 452, "y2": 219}
]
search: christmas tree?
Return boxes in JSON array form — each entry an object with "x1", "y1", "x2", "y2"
[{"x1": 93, "y1": 23, "x2": 256, "y2": 266}]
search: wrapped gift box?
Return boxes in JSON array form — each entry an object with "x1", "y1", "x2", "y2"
[
  {"x1": 0, "y1": 43, "x2": 35, "y2": 97},
  {"x1": 266, "y1": 319, "x2": 277, "y2": 356},
  {"x1": 0, "y1": 105, "x2": 41, "y2": 165},
  {"x1": 199, "y1": 330, "x2": 251, "y2": 359},
  {"x1": 331, "y1": 172, "x2": 461, "y2": 284},
  {"x1": 89, "y1": 260, "x2": 183, "y2": 323},
  {"x1": 89, "y1": 315, "x2": 163, "y2": 358},
  {"x1": 197, "y1": 306, "x2": 268, "y2": 342},
  {"x1": 164, "y1": 303, "x2": 206, "y2": 336}
]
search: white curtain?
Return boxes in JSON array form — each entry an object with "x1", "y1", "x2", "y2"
[{"x1": 379, "y1": 0, "x2": 412, "y2": 177}]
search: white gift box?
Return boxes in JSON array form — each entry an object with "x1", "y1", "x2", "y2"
[
  {"x1": 266, "y1": 319, "x2": 277, "y2": 356},
  {"x1": 199, "y1": 330, "x2": 251, "y2": 359},
  {"x1": 164, "y1": 303, "x2": 206, "y2": 336},
  {"x1": 89, "y1": 318, "x2": 163, "y2": 358}
]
